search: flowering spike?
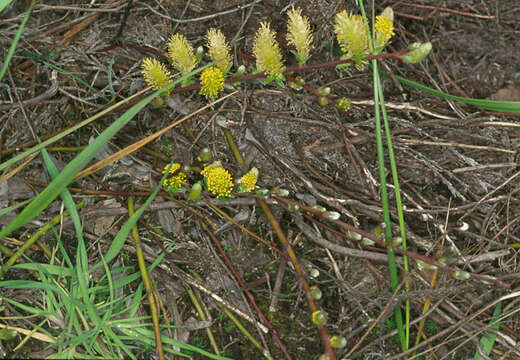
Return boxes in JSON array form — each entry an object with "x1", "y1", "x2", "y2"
[
  {"x1": 239, "y1": 167, "x2": 258, "y2": 192},
  {"x1": 374, "y1": 7, "x2": 395, "y2": 50},
  {"x1": 200, "y1": 66, "x2": 225, "y2": 99},
  {"x1": 162, "y1": 163, "x2": 181, "y2": 174},
  {"x1": 286, "y1": 6, "x2": 313, "y2": 65},
  {"x1": 167, "y1": 33, "x2": 197, "y2": 75},
  {"x1": 162, "y1": 163, "x2": 186, "y2": 192},
  {"x1": 206, "y1": 28, "x2": 232, "y2": 74},
  {"x1": 141, "y1": 58, "x2": 173, "y2": 92},
  {"x1": 333, "y1": 10, "x2": 368, "y2": 59},
  {"x1": 253, "y1": 22, "x2": 285, "y2": 79},
  {"x1": 336, "y1": 97, "x2": 351, "y2": 112},
  {"x1": 201, "y1": 163, "x2": 234, "y2": 199}
]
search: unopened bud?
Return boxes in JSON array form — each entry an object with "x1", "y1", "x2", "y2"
[
  {"x1": 256, "y1": 188, "x2": 269, "y2": 199},
  {"x1": 318, "y1": 96, "x2": 328, "y2": 106},
  {"x1": 312, "y1": 205, "x2": 327, "y2": 213},
  {"x1": 318, "y1": 87, "x2": 331, "y2": 96},
  {"x1": 312, "y1": 310, "x2": 327, "y2": 326},
  {"x1": 391, "y1": 236, "x2": 402, "y2": 247},
  {"x1": 310, "y1": 286, "x2": 322, "y2": 300},
  {"x1": 347, "y1": 230, "x2": 362, "y2": 241},
  {"x1": 416, "y1": 259, "x2": 437, "y2": 271},
  {"x1": 402, "y1": 42, "x2": 432, "y2": 64},
  {"x1": 289, "y1": 81, "x2": 303, "y2": 90},
  {"x1": 188, "y1": 182, "x2": 202, "y2": 201},
  {"x1": 361, "y1": 237, "x2": 375, "y2": 246},
  {"x1": 288, "y1": 204, "x2": 300, "y2": 212},
  {"x1": 330, "y1": 335, "x2": 347, "y2": 349},
  {"x1": 198, "y1": 147, "x2": 211, "y2": 162},
  {"x1": 234, "y1": 65, "x2": 246, "y2": 77},
  {"x1": 324, "y1": 211, "x2": 340, "y2": 220},
  {"x1": 277, "y1": 188, "x2": 289, "y2": 197},
  {"x1": 195, "y1": 46, "x2": 204, "y2": 63},
  {"x1": 454, "y1": 270, "x2": 470, "y2": 280}
]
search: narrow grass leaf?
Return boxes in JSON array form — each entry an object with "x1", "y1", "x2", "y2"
[
  {"x1": 1, "y1": 296, "x2": 52, "y2": 316},
  {"x1": 0, "y1": 87, "x2": 169, "y2": 242},
  {"x1": 90, "y1": 165, "x2": 172, "y2": 272},
  {"x1": 0, "y1": 0, "x2": 35, "y2": 82},
  {"x1": 0, "y1": 63, "x2": 209, "y2": 241},
  {"x1": 0, "y1": 87, "x2": 148, "y2": 174},
  {"x1": 0, "y1": 0, "x2": 14, "y2": 13},
  {"x1": 382, "y1": 70, "x2": 520, "y2": 114},
  {"x1": 474, "y1": 301, "x2": 502, "y2": 360},
  {"x1": 10, "y1": 263, "x2": 73, "y2": 277},
  {"x1": 1, "y1": 280, "x2": 68, "y2": 296},
  {"x1": 0, "y1": 199, "x2": 30, "y2": 218}
]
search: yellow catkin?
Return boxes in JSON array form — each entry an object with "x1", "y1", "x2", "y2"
[
  {"x1": 167, "y1": 33, "x2": 197, "y2": 75},
  {"x1": 333, "y1": 11, "x2": 368, "y2": 58},
  {"x1": 141, "y1": 58, "x2": 173, "y2": 91},
  {"x1": 202, "y1": 165, "x2": 233, "y2": 199},
  {"x1": 240, "y1": 167, "x2": 258, "y2": 192},
  {"x1": 374, "y1": 7, "x2": 395, "y2": 50},
  {"x1": 206, "y1": 28, "x2": 231, "y2": 74},
  {"x1": 286, "y1": 6, "x2": 313, "y2": 65},
  {"x1": 199, "y1": 66, "x2": 225, "y2": 99},
  {"x1": 253, "y1": 22, "x2": 284, "y2": 78}
]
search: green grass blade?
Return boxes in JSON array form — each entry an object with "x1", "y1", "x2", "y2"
[
  {"x1": 1, "y1": 280, "x2": 69, "y2": 296},
  {"x1": 0, "y1": 0, "x2": 35, "y2": 82},
  {"x1": 0, "y1": 62, "x2": 211, "y2": 243},
  {"x1": 40, "y1": 143, "x2": 86, "y2": 243},
  {"x1": 381, "y1": 70, "x2": 520, "y2": 114},
  {"x1": 0, "y1": 88, "x2": 146, "y2": 174},
  {"x1": 474, "y1": 301, "x2": 502, "y2": 360},
  {"x1": 0, "y1": 0, "x2": 14, "y2": 13},
  {"x1": 373, "y1": 61, "x2": 407, "y2": 351},
  {"x1": 0, "y1": 87, "x2": 169, "y2": 242},
  {"x1": 118, "y1": 325, "x2": 233, "y2": 359},
  {"x1": 1, "y1": 296, "x2": 53, "y2": 317},
  {"x1": 90, "y1": 165, "x2": 172, "y2": 272},
  {"x1": 10, "y1": 263, "x2": 73, "y2": 277},
  {"x1": 376, "y1": 65, "x2": 411, "y2": 349}
]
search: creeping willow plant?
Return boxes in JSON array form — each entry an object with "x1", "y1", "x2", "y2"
[
  {"x1": 374, "y1": 7, "x2": 395, "y2": 51},
  {"x1": 238, "y1": 167, "x2": 258, "y2": 193},
  {"x1": 167, "y1": 34, "x2": 198, "y2": 76},
  {"x1": 333, "y1": 7, "x2": 396, "y2": 67},
  {"x1": 286, "y1": 6, "x2": 313, "y2": 65},
  {"x1": 141, "y1": 58, "x2": 173, "y2": 93},
  {"x1": 206, "y1": 28, "x2": 232, "y2": 74},
  {"x1": 199, "y1": 66, "x2": 225, "y2": 99},
  {"x1": 334, "y1": 11, "x2": 369, "y2": 61},
  {"x1": 135, "y1": 6, "x2": 436, "y2": 359},
  {"x1": 253, "y1": 22, "x2": 285, "y2": 84},
  {"x1": 201, "y1": 162, "x2": 234, "y2": 200},
  {"x1": 162, "y1": 163, "x2": 186, "y2": 193}
]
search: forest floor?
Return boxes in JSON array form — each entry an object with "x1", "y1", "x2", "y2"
[{"x1": 1, "y1": 0, "x2": 520, "y2": 359}]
